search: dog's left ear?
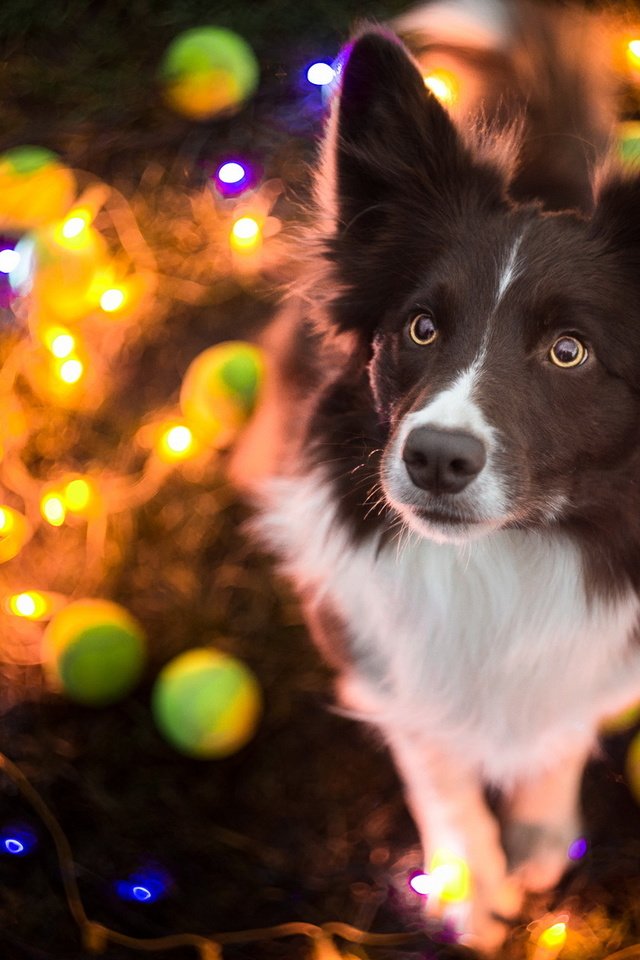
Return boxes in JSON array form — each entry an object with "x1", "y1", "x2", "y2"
[{"x1": 590, "y1": 174, "x2": 640, "y2": 270}]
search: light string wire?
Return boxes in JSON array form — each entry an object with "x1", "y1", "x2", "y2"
[{"x1": 0, "y1": 750, "x2": 426, "y2": 958}]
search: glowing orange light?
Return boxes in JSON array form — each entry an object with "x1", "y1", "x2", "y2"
[
  {"x1": 58, "y1": 357, "x2": 84, "y2": 384},
  {"x1": 7, "y1": 591, "x2": 49, "y2": 620},
  {"x1": 230, "y1": 216, "x2": 261, "y2": 251},
  {"x1": 538, "y1": 921, "x2": 568, "y2": 952},
  {"x1": 99, "y1": 287, "x2": 126, "y2": 313},
  {"x1": 63, "y1": 477, "x2": 93, "y2": 512},
  {"x1": 428, "y1": 849, "x2": 471, "y2": 903},
  {"x1": 158, "y1": 424, "x2": 196, "y2": 462},
  {"x1": 627, "y1": 39, "x2": 640, "y2": 69},
  {"x1": 41, "y1": 493, "x2": 66, "y2": 527},
  {"x1": 0, "y1": 506, "x2": 15, "y2": 536},
  {"x1": 61, "y1": 213, "x2": 89, "y2": 240},
  {"x1": 55, "y1": 207, "x2": 91, "y2": 250},
  {"x1": 423, "y1": 69, "x2": 459, "y2": 106},
  {"x1": 0, "y1": 506, "x2": 31, "y2": 562},
  {"x1": 49, "y1": 331, "x2": 76, "y2": 358}
]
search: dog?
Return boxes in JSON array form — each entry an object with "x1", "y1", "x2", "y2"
[{"x1": 232, "y1": 1, "x2": 640, "y2": 950}]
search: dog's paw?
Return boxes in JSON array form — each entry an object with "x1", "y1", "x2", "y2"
[
  {"x1": 421, "y1": 850, "x2": 523, "y2": 953},
  {"x1": 503, "y1": 820, "x2": 577, "y2": 893}
]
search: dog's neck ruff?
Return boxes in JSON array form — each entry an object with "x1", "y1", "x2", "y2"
[{"x1": 256, "y1": 469, "x2": 640, "y2": 785}]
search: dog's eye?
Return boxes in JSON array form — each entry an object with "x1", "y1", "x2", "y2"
[
  {"x1": 549, "y1": 335, "x2": 588, "y2": 368},
  {"x1": 409, "y1": 312, "x2": 438, "y2": 346}
]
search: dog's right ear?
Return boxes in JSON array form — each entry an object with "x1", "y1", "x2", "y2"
[
  {"x1": 321, "y1": 29, "x2": 504, "y2": 234},
  {"x1": 317, "y1": 29, "x2": 507, "y2": 337}
]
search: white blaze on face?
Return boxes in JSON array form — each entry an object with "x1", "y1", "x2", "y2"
[
  {"x1": 385, "y1": 350, "x2": 510, "y2": 531},
  {"x1": 495, "y1": 233, "x2": 524, "y2": 307}
]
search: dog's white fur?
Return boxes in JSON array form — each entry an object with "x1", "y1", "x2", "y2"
[{"x1": 254, "y1": 463, "x2": 640, "y2": 946}]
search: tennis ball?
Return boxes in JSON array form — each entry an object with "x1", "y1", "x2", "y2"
[
  {"x1": 152, "y1": 647, "x2": 262, "y2": 758},
  {"x1": 619, "y1": 121, "x2": 640, "y2": 167},
  {"x1": 179, "y1": 340, "x2": 264, "y2": 445},
  {"x1": 626, "y1": 728, "x2": 640, "y2": 804},
  {"x1": 0, "y1": 147, "x2": 76, "y2": 231},
  {"x1": 600, "y1": 700, "x2": 640, "y2": 735},
  {"x1": 159, "y1": 27, "x2": 259, "y2": 120},
  {"x1": 43, "y1": 599, "x2": 146, "y2": 706}
]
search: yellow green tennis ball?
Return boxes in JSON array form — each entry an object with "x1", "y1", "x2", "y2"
[
  {"x1": 179, "y1": 341, "x2": 264, "y2": 445},
  {"x1": 600, "y1": 700, "x2": 640, "y2": 735},
  {"x1": 152, "y1": 648, "x2": 262, "y2": 758},
  {"x1": 619, "y1": 121, "x2": 640, "y2": 168},
  {"x1": 0, "y1": 146, "x2": 75, "y2": 230},
  {"x1": 626, "y1": 729, "x2": 640, "y2": 804},
  {"x1": 160, "y1": 27, "x2": 259, "y2": 119},
  {"x1": 43, "y1": 599, "x2": 146, "y2": 706}
]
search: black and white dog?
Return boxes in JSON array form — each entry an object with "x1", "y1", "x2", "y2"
[{"x1": 233, "y1": 2, "x2": 640, "y2": 950}]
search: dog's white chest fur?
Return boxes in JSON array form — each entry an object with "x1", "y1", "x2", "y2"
[{"x1": 259, "y1": 471, "x2": 640, "y2": 784}]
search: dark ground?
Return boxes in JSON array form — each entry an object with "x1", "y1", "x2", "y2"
[{"x1": 1, "y1": 2, "x2": 640, "y2": 958}]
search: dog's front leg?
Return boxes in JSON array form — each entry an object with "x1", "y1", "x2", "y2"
[
  {"x1": 503, "y1": 745, "x2": 589, "y2": 894},
  {"x1": 387, "y1": 731, "x2": 523, "y2": 953}
]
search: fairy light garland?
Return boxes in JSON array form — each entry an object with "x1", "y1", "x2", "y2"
[{"x1": 0, "y1": 17, "x2": 639, "y2": 959}]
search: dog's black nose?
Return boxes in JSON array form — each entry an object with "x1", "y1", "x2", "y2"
[{"x1": 402, "y1": 427, "x2": 486, "y2": 494}]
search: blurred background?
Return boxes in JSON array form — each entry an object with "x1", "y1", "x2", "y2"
[{"x1": 1, "y1": 1, "x2": 640, "y2": 958}]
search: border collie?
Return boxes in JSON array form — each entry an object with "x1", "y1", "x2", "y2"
[{"x1": 232, "y1": 3, "x2": 640, "y2": 950}]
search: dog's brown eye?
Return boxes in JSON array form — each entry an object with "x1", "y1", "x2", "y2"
[
  {"x1": 409, "y1": 312, "x2": 438, "y2": 345},
  {"x1": 549, "y1": 335, "x2": 588, "y2": 368}
]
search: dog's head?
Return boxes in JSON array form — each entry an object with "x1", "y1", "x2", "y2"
[{"x1": 317, "y1": 29, "x2": 640, "y2": 545}]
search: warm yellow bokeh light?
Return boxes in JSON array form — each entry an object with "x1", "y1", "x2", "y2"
[
  {"x1": 423, "y1": 69, "x2": 459, "y2": 106},
  {"x1": 64, "y1": 477, "x2": 93, "y2": 512},
  {"x1": 58, "y1": 358, "x2": 84, "y2": 384},
  {"x1": 0, "y1": 506, "x2": 15, "y2": 535},
  {"x1": 9, "y1": 592, "x2": 42, "y2": 619},
  {"x1": 428, "y1": 849, "x2": 471, "y2": 903},
  {"x1": 627, "y1": 39, "x2": 640, "y2": 68},
  {"x1": 50, "y1": 332, "x2": 76, "y2": 358},
  {"x1": 0, "y1": 506, "x2": 31, "y2": 563},
  {"x1": 99, "y1": 287, "x2": 126, "y2": 313},
  {"x1": 538, "y1": 921, "x2": 568, "y2": 951},
  {"x1": 61, "y1": 208, "x2": 91, "y2": 240},
  {"x1": 159, "y1": 424, "x2": 196, "y2": 462},
  {"x1": 41, "y1": 493, "x2": 66, "y2": 527},
  {"x1": 230, "y1": 216, "x2": 261, "y2": 251}
]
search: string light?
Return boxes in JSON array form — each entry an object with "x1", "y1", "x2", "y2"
[
  {"x1": 567, "y1": 836, "x2": 587, "y2": 860},
  {"x1": 532, "y1": 919, "x2": 569, "y2": 960},
  {"x1": 60, "y1": 208, "x2": 91, "y2": 241},
  {"x1": 48, "y1": 329, "x2": 76, "y2": 358},
  {"x1": 99, "y1": 287, "x2": 126, "y2": 312},
  {"x1": 63, "y1": 477, "x2": 94, "y2": 513},
  {"x1": 306, "y1": 62, "x2": 336, "y2": 86},
  {"x1": 0, "y1": 247, "x2": 20, "y2": 273},
  {"x1": 157, "y1": 422, "x2": 197, "y2": 463},
  {"x1": 6, "y1": 591, "x2": 51, "y2": 620},
  {"x1": 41, "y1": 492, "x2": 67, "y2": 527},
  {"x1": 230, "y1": 215, "x2": 261, "y2": 251},
  {"x1": 57, "y1": 357, "x2": 84, "y2": 384},
  {"x1": 115, "y1": 868, "x2": 171, "y2": 904},
  {"x1": 427, "y1": 849, "x2": 471, "y2": 903},
  {"x1": 0, "y1": 824, "x2": 37, "y2": 857},
  {"x1": 423, "y1": 68, "x2": 459, "y2": 106},
  {"x1": 0, "y1": 506, "x2": 31, "y2": 562},
  {"x1": 627, "y1": 39, "x2": 640, "y2": 69}
]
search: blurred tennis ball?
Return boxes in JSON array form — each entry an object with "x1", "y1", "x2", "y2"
[
  {"x1": 0, "y1": 147, "x2": 76, "y2": 231},
  {"x1": 43, "y1": 599, "x2": 147, "y2": 706},
  {"x1": 159, "y1": 27, "x2": 259, "y2": 120},
  {"x1": 626, "y1": 728, "x2": 640, "y2": 804},
  {"x1": 600, "y1": 700, "x2": 640, "y2": 735},
  {"x1": 152, "y1": 648, "x2": 262, "y2": 758},
  {"x1": 179, "y1": 340, "x2": 264, "y2": 445}
]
